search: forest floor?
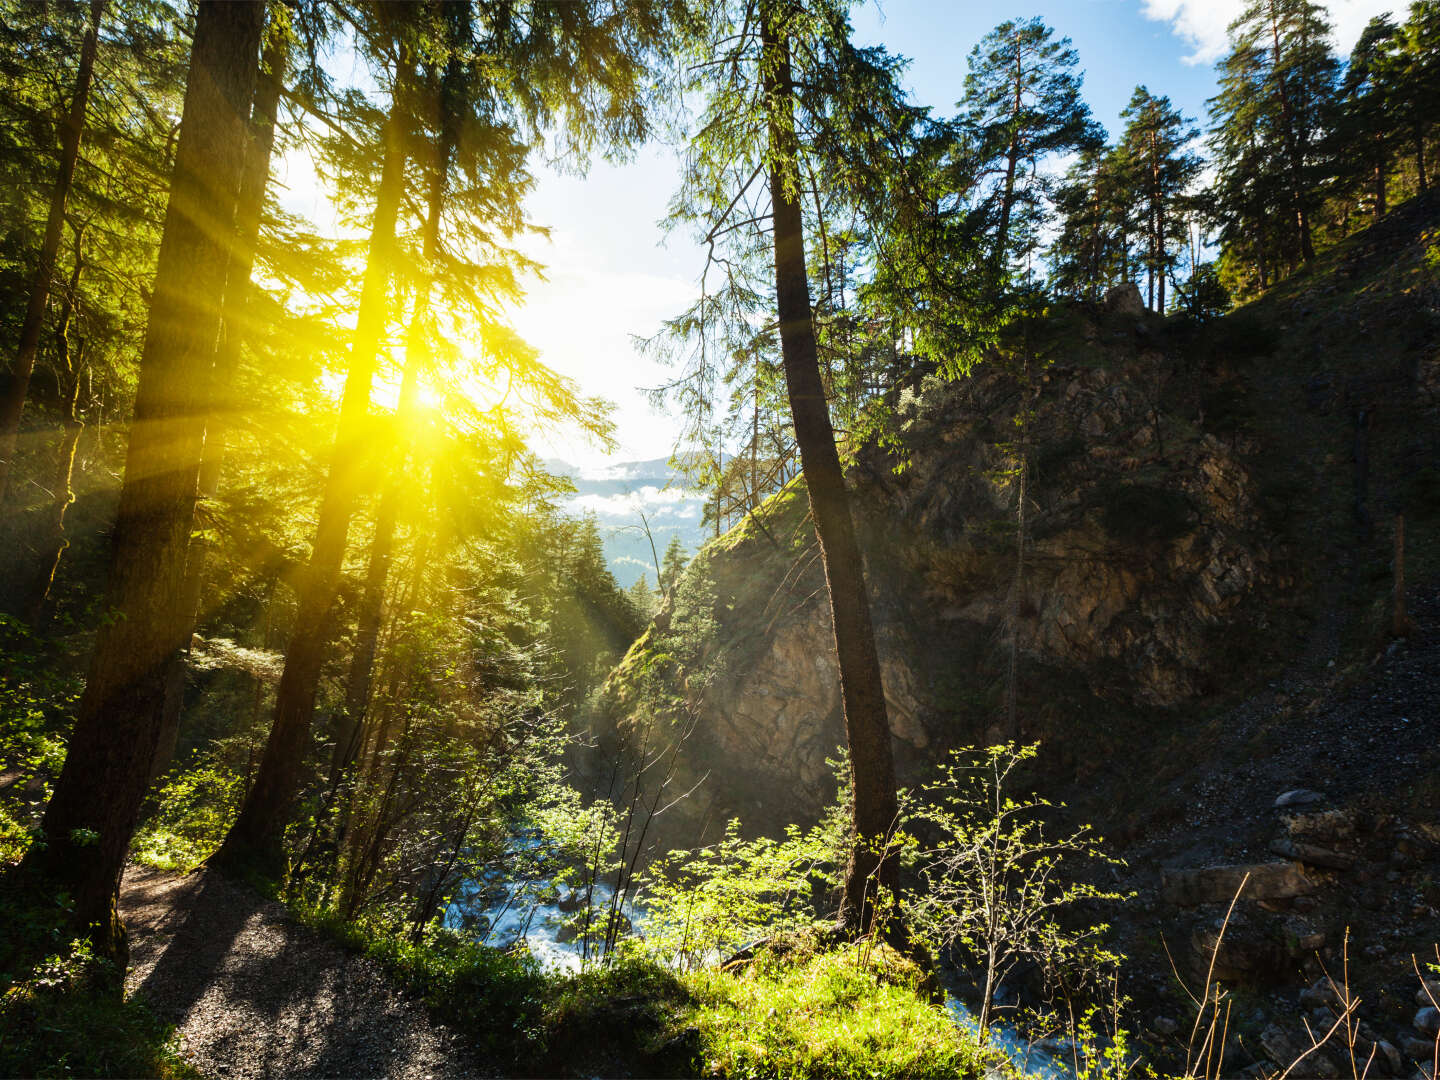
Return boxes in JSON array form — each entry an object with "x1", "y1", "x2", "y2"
[{"x1": 120, "y1": 866, "x2": 486, "y2": 1080}]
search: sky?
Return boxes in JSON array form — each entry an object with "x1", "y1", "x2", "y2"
[
  {"x1": 513, "y1": 0, "x2": 1400, "y2": 470},
  {"x1": 278, "y1": 0, "x2": 1401, "y2": 473}
]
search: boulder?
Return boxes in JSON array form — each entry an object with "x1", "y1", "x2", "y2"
[
  {"x1": 1104, "y1": 282, "x2": 1145, "y2": 315},
  {"x1": 1270, "y1": 836, "x2": 1356, "y2": 870},
  {"x1": 1401, "y1": 1034, "x2": 1437, "y2": 1061},
  {"x1": 1162, "y1": 862, "x2": 1315, "y2": 906},
  {"x1": 1275, "y1": 789, "x2": 1325, "y2": 809},
  {"x1": 1378, "y1": 1040, "x2": 1405, "y2": 1074},
  {"x1": 1416, "y1": 1007, "x2": 1440, "y2": 1037}
]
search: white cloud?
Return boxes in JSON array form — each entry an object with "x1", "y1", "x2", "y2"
[
  {"x1": 566, "y1": 485, "x2": 705, "y2": 521},
  {"x1": 1140, "y1": 0, "x2": 1402, "y2": 65}
]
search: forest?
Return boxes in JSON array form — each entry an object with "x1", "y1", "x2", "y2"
[{"x1": 0, "y1": 0, "x2": 1438, "y2": 1077}]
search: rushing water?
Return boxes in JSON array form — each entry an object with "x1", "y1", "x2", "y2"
[
  {"x1": 447, "y1": 869, "x2": 1066, "y2": 1076},
  {"x1": 444, "y1": 871, "x2": 624, "y2": 972}
]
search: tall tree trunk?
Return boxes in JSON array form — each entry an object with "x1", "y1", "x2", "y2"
[
  {"x1": 332, "y1": 39, "x2": 456, "y2": 785},
  {"x1": 211, "y1": 52, "x2": 416, "y2": 879},
  {"x1": 0, "y1": 0, "x2": 105, "y2": 507},
  {"x1": 1416, "y1": 125, "x2": 1428, "y2": 194},
  {"x1": 1006, "y1": 348, "x2": 1029, "y2": 742},
  {"x1": 27, "y1": 233, "x2": 86, "y2": 623},
  {"x1": 761, "y1": 10, "x2": 899, "y2": 936},
  {"x1": 992, "y1": 51, "x2": 1024, "y2": 277},
  {"x1": 28, "y1": 1, "x2": 265, "y2": 967},
  {"x1": 152, "y1": 32, "x2": 288, "y2": 785},
  {"x1": 1157, "y1": 208, "x2": 1167, "y2": 312}
]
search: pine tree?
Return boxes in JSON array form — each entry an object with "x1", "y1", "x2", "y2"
[
  {"x1": 213, "y1": 0, "x2": 685, "y2": 879},
  {"x1": 29, "y1": 0, "x2": 266, "y2": 965},
  {"x1": 627, "y1": 573, "x2": 656, "y2": 619},
  {"x1": 1118, "y1": 87, "x2": 1202, "y2": 311},
  {"x1": 658, "y1": 0, "x2": 927, "y2": 936},
  {"x1": 959, "y1": 18, "x2": 1102, "y2": 284},
  {"x1": 1209, "y1": 0, "x2": 1338, "y2": 287},
  {"x1": 659, "y1": 534, "x2": 688, "y2": 599},
  {"x1": 1333, "y1": 16, "x2": 1400, "y2": 223},
  {"x1": 1384, "y1": 1, "x2": 1440, "y2": 193},
  {"x1": 0, "y1": 0, "x2": 104, "y2": 506}
]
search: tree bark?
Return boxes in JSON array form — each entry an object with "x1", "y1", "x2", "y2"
[
  {"x1": 1393, "y1": 514, "x2": 1408, "y2": 638},
  {"x1": 992, "y1": 43, "x2": 1024, "y2": 277},
  {"x1": 211, "y1": 52, "x2": 416, "y2": 879},
  {"x1": 29, "y1": 1, "x2": 265, "y2": 967},
  {"x1": 152, "y1": 32, "x2": 288, "y2": 785},
  {"x1": 0, "y1": 0, "x2": 105, "y2": 507},
  {"x1": 27, "y1": 234, "x2": 86, "y2": 623},
  {"x1": 761, "y1": 9, "x2": 900, "y2": 936}
]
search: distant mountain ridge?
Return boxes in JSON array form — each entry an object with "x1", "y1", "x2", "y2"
[{"x1": 545, "y1": 457, "x2": 708, "y2": 587}]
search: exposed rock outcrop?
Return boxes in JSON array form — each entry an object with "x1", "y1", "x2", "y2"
[{"x1": 595, "y1": 304, "x2": 1290, "y2": 831}]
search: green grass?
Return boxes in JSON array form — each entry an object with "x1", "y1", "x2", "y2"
[
  {"x1": 0, "y1": 866, "x2": 195, "y2": 1079},
  {"x1": 688, "y1": 943, "x2": 992, "y2": 1080},
  {"x1": 297, "y1": 901, "x2": 994, "y2": 1078}
]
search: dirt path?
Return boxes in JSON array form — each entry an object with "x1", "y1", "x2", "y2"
[{"x1": 120, "y1": 865, "x2": 485, "y2": 1080}]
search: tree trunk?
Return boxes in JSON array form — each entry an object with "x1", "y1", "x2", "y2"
[
  {"x1": 761, "y1": 10, "x2": 899, "y2": 937},
  {"x1": 332, "y1": 47, "x2": 454, "y2": 786},
  {"x1": 0, "y1": 0, "x2": 105, "y2": 507},
  {"x1": 28, "y1": 1, "x2": 265, "y2": 968},
  {"x1": 1417, "y1": 125, "x2": 1428, "y2": 194},
  {"x1": 27, "y1": 237, "x2": 86, "y2": 623},
  {"x1": 152, "y1": 32, "x2": 287, "y2": 785},
  {"x1": 211, "y1": 52, "x2": 416, "y2": 879},
  {"x1": 992, "y1": 53, "x2": 1023, "y2": 277}
]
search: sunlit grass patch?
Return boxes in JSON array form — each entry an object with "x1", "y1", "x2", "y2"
[{"x1": 686, "y1": 944, "x2": 992, "y2": 1080}]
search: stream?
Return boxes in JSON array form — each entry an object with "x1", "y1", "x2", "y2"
[{"x1": 446, "y1": 871, "x2": 1066, "y2": 1077}]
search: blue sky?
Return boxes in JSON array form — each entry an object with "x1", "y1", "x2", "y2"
[{"x1": 439, "y1": 0, "x2": 1401, "y2": 469}]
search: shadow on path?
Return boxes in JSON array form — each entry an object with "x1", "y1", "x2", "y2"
[{"x1": 120, "y1": 865, "x2": 482, "y2": 1079}]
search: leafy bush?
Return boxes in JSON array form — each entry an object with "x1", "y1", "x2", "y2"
[
  {"x1": 132, "y1": 759, "x2": 246, "y2": 872},
  {"x1": 687, "y1": 939, "x2": 990, "y2": 1079},
  {"x1": 906, "y1": 743, "x2": 1128, "y2": 1042},
  {"x1": 0, "y1": 876, "x2": 194, "y2": 1078},
  {"x1": 631, "y1": 801, "x2": 847, "y2": 972}
]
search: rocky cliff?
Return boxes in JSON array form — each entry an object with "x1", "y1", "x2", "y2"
[{"x1": 592, "y1": 194, "x2": 1440, "y2": 844}]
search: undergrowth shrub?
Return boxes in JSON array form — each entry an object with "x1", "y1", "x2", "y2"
[
  {"x1": 0, "y1": 875, "x2": 193, "y2": 1079},
  {"x1": 132, "y1": 758, "x2": 246, "y2": 872},
  {"x1": 687, "y1": 937, "x2": 991, "y2": 1080}
]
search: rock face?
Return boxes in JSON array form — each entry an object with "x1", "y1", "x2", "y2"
[
  {"x1": 1161, "y1": 862, "x2": 1315, "y2": 907},
  {"x1": 596, "y1": 305, "x2": 1289, "y2": 832}
]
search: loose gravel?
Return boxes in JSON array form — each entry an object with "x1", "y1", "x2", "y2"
[{"x1": 120, "y1": 866, "x2": 485, "y2": 1080}]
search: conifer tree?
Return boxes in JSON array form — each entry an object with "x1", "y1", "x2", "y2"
[
  {"x1": 0, "y1": 0, "x2": 105, "y2": 506},
  {"x1": 659, "y1": 0, "x2": 933, "y2": 935},
  {"x1": 29, "y1": 0, "x2": 266, "y2": 964},
  {"x1": 1333, "y1": 15, "x2": 1400, "y2": 222},
  {"x1": 959, "y1": 18, "x2": 1102, "y2": 284},
  {"x1": 215, "y1": 0, "x2": 685, "y2": 877},
  {"x1": 1118, "y1": 86, "x2": 1202, "y2": 311},
  {"x1": 1209, "y1": 0, "x2": 1338, "y2": 286},
  {"x1": 659, "y1": 534, "x2": 688, "y2": 600},
  {"x1": 1384, "y1": 1, "x2": 1440, "y2": 193}
]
